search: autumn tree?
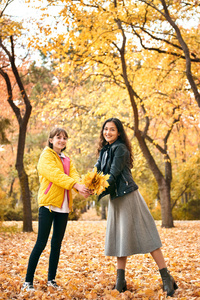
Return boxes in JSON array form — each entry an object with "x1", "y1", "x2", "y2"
[
  {"x1": 144, "y1": 0, "x2": 200, "y2": 107},
  {"x1": 0, "y1": 117, "x2": 11, "y2": 145},
  {"x1": 29, "y1": 0, "x2": 200, "y2": 228},
  {"x1": 0, "y1": 5, "x2": 33, "y2": 231}
]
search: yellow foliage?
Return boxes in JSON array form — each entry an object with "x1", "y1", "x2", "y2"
[
  {"x1": 0, "y1": 190, "x2": 11, "y2": 219},
  {"x1": 81, "y1": 167, "x2": 110, "y2": 195}
]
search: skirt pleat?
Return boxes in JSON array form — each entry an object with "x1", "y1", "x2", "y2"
[{"x1": 104, "y1": 189, "x2": 162, "y2": 257}]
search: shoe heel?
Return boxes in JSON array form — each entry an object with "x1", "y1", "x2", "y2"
[
  {"x1": 174, "y1": 281, "x2": 178, "y2": 290},
  {"x1": 122, "y1": 281, "x2": 127, "y2": 292}
]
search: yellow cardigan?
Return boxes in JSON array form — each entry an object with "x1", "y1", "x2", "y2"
[{"x1": 37, "y1": 147, "x2": 80, "y2": 210}]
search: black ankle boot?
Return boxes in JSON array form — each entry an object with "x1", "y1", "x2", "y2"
[
  {"x1": 114, "y1": 269, "x2": 127, "y2": 293},
  {"x1": 159, "y1": 268, "x2": 178, "y2": 297}
]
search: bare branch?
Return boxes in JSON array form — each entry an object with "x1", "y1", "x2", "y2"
[
  {"x1": 160, "y1": 0, "x2": 200, "y2": 107},
  {"x1": 0, "y1": 67, "x2": 22, "y2": 123},
  {"x1": 0, "y1": 0, "x2": 15, "y2": 17}
]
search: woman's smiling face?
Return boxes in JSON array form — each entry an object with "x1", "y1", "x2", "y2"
[{"x1": 103, "y1": 121, "x2": 119, "y2": 144}]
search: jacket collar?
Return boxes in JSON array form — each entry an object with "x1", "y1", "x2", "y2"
[
  {"x1": 43, "y1": 146, "x2": 66, "y2": 157},
  {"x1": 44, "y1": 146, "x2": 57, "y2": 155},
  {"x1": 104, "y1": 138, "x2": 123, "y2": 150}
]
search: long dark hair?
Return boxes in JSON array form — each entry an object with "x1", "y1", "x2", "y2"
[
  {"x1": 97, "y1": 118, "x2": 133, "y2": 168},
  {"x1": 48, "y1": 127, "x2": 68, "y2": 152}
]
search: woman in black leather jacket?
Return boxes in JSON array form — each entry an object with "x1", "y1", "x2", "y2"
[{"x1": 95, "y1": 118, "x2": 178, "y2": 297}]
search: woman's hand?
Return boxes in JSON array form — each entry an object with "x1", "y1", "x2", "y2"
[
  {"x1": 73, "y1": 183, "x2": 89, "y2": 193},
  {"x1": 89, "y1": 189, "x2": 94, "y2": 195},
  {"x1": 79, "y1": 190, "x2": 91, "y2": 198}
]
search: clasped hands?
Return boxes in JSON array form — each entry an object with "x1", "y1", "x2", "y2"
[{"x1": 73, "y1": 183, "x2": 94, "y2": 198}]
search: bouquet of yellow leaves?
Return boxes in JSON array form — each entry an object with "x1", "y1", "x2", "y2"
[{"x1": 81, "y1": 167, "x2": 110, "y2": 195}]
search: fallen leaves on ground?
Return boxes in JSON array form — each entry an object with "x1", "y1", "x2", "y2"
[{"x1": 0, "y1": 214, "x2": 200, "y2": 299}]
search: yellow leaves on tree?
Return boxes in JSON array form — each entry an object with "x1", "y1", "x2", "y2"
[{"x1": 81, "y1": 167, "x2": 110, "y2": 195}]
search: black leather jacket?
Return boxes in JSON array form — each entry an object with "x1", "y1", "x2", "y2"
[{"x1": 95, "y1": 138, "x2": 138, "y2": 201}]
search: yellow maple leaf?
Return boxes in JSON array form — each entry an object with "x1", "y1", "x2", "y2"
[{"x1": 81, "y1": 167, "x2": 110, "y2": 195}]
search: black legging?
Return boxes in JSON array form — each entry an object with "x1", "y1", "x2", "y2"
[{"x1": 25, "y1": 206, "x2": 68, "y2": 283}]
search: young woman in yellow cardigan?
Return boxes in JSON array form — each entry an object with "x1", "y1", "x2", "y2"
[{"x1": 22, "y1": 127, "x2": 90, "y2": 292}]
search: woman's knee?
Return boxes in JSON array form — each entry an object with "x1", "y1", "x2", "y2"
[
  {"x1": 34, "y1": 239, "x2": 48, "y2": 253},
  {"x1": 51, "y1": 237, "x2": 62, "y2": 250}
]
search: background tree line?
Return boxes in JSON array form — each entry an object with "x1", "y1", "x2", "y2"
[{"x1": 0, "y1": 0, "x2": 200, "y2": 231}]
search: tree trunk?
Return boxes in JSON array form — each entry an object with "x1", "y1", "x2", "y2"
[
  {"x1": 81, "y1": 206, "x2": 87, "y2": 213},
  {"x1": 158, "y1": 179, "x2": 174, "y2": 228},
  {"x1": 15, "y1": 121, "x2": 33, "y2": 232},
  {"x1": 116, "y1": 19, "x2": 174, "y2": 227},
  {"x1": 17, "y1": 166, "x2": 33, "y2": 231},
  {"x1": 0, "y1": 38, "x2": 33, "y2": 231},
  {"x1": 101, "y1": 195, "x2": 108, "y2": 220},
  {"x1": 136, "y1": 132, "x2": 174, "y2": 227},
  {"x1": 101, "y1": 201, "x2": 107, "y2": 220}
]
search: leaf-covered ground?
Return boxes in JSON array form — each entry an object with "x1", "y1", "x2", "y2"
[{"x1": 0, "y1": 210, "x2": 200, "y2": 299}]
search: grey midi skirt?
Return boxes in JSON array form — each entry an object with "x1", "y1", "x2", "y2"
[{"x1": 104, "y1": 189, "x2": 162, "y2": 257}]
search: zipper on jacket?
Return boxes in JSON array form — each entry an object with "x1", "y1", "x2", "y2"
[
  {"x1": 115, "y1": 183, "x2": 118, "y2": 197},
  {"x1": 122, "y1": 173, "x2": 128, "y2": 185}
]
